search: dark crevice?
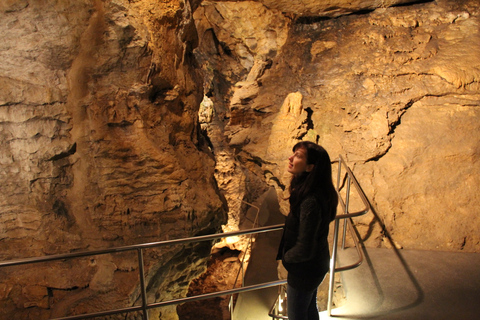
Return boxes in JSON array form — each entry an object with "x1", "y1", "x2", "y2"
[
  {"x1": 218, "y1": 41, "x2": 233, "y2": 56},
  {"x1": 253, "y1": 108, "x2": 267, "y2": 114},
  {"x1": 295, "y1": 8, "x2": 376, "y2": 25},
  {"x1": 107, "y1": 120, "x2": 133, "y2": 128},
  {"x1": 148, "y1": 78, "x2": 174, "y2": 103},
  {"x1": 365, "y1": 151, "x2": 389, "y2": 163},
  {"x1": 388, "y1": 95, "x2": 424, "y2": 136},
  {"x1": 348, "y1": 9, "x2": 376, "y2": 16},
  {"x1": 263, "y1": 170, "x2": 286, "y2": 191},
  {"x1": 236, "y1": 150, "x2": 276, "y2": 166},
  {"x1": 365, "y1": 95, "x2": 428, "y2": 163},
  {"x1": 391, "y1": 0, "x2": 435, "y2": 8},
  {"x1": 204, "y1": 28, "x2": 222, "y2": 57},
  {"x1": 245, "y1": 155, "x2": 267, "y2": 167},
  {"x1": 295, "y1": 15, "x2": 333, "y2": 24},
  {"x1": 296, "y1": 107, "x2": 318, "y2": 142},
  {"x1": 304, "y1": 107, "x2": 314, "y2": 131},
  {"x1": 199, "y1": 126, "x2": 214, "y2": 152},
  {"x1": 48, "y1": 143, "x2": 77, "y2": 161},
  {"x1": 294, "y1": 0, "x2": 434, "y2": 25},
  {"x1": 47, "y1": 285, "x2": 85, "y2": 292}
]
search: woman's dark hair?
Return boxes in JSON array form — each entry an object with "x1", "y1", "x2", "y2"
[{"x1": 289, "y1": 141, "x2": 338, "y2": 222}]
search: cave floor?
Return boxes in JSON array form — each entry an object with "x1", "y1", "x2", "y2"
[
  {"x1": 198, "y1": 187, "x2": 480, "y2": 320},
  {"x1": 234, "y1": 246, "x2": 480, "y2": 320},
  {"x1": 232, "y1": 187, "x2": 286, "y2": 320},
  {"x1": 322, "y1": 247, "x2": 480, "y2": 320},
  {"x1": 231, "y1": 227, "x2": 284, "y2": 320}
]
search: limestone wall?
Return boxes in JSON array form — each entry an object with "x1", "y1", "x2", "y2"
[
  {"x1": 0, "y1": 0, "x2": 225, "y2": 319},
  {"x1": 1, "y1": 0, "x2": 479, "y2": 318},
  {"x1": 195, "y1": 0, "x2": 480, "y2": 252}
]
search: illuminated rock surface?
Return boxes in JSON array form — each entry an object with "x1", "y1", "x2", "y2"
[
  {"x1": 0, "y1": 1, "x2": 225, "y2": 319},
  {"x1": 195, "y1": 0, "x2": 480, "y2": 252},
  {"x1": 0, "y1": 0, "x2": 479, "y2": 318}
]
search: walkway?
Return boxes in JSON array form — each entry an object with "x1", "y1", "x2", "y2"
[
  {"x1": 231, "y1": 187, "x2": 480, "y2": 320},
  {"x1": 322, "y1": 246, "x2": 480, "y2": 320},
  {"x1": 233, "y1": 188, "x2": 285, "y2": 320}
]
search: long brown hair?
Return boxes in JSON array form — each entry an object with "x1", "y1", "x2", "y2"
[{"x1": 289, "y1": 141, "x2": 338, "y2": 222}]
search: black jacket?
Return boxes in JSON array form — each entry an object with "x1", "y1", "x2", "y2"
[{"x1": 277, "y1": 194, "x2": 331, "y2": 290}]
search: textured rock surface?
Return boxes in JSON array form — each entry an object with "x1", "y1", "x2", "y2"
[
  {"x1": 195, "y1": 0, "x2": 480, "y2": 252},
  {"x1": 0, "y1": 0, "x2": 225, "y2": 319},
  {"x1": 1, "y1": 0, "x2": 480, "y2": 318},
  {"x1": 212, "y1": 0, "x2": 427, "y2": 17}
]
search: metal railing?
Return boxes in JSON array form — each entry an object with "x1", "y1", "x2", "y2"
[
  {"x1": 326, "y1": 155, "x2": 371, "y2": 315},
  {"x1": 0, "y1": 154, "x2": 370, "y2": 320},
  {"x1": 268, "y1": 285, "x2": 288, "y2": 319},
  {"x1": 0, "y1": 224, "x2": 283, "y2": 320}
]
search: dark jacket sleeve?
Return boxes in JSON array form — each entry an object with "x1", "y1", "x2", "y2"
[{"x1": 283, "y1": 197, "x2": 321, "y2": 264}]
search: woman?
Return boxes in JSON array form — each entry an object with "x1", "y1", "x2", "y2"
[{"x1": 277, "y1": 141, "x2": 338, "y2": 320}]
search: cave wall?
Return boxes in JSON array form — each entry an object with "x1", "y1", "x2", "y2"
[
  {"x1": 195, "y1": 0, "x2": 480, "y2": 252},
  {"x1": 0, "y1": 0, "x2": 225, "y2": 319},
  {"x1": 1, "y1": 0, "x2": 480, "y2": 318}
]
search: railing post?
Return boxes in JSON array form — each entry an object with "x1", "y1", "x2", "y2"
[
  {"x1": 327, "y1": 217, "x2": 340, "y2": 316},
  {"x1": 137, "y1": 249, "x2": 149, "y2": 320},
  {"x1": 336, "y1": 157, "x2": 342, "y2": 197},
  {"x1": 0, "y1": 224, "x2": 285, "y2": 320},
  {"x1": 327, "y1": 157, "x2": 342, "y2": 316},
  {"x1": 342, "y1": 175, "x2": 351, "y2": 250}
]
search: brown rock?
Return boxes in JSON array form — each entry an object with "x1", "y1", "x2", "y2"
[
  {"x1": 1, "y1": 0, "x2": 480, "y2": 318},
  {"x1": 197, "y1": 0, "x2": 480, "y2": 252},
  {"x1": 0, "y1": 0, "x2": 225, "y2": 318}
]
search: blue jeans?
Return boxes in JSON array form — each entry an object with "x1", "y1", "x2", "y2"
[{"x1": 287, "y1": 284, "x2": 319, "y2": 320}]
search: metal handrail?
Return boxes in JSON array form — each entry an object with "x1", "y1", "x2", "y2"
[
  {"x1": 268, "y1": 285, "x2": 288, "y2": 319},
  {"x1": 1, "y1": 155, "x2": 370, "y2": 320},
  {"x1": 0, "y1": 224, "x2": 283, "y2": 320},
  {"x1": 335, "y1": 156, "x2": 371, "y2": 220},
  {"x1": 0, "y1": 225, "x2": 282, "y2": 268},
  {"x1": 327, "y1": 155, "x2": 371, "y2": 315}
]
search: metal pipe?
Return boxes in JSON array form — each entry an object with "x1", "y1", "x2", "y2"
[
  {"x1": 137, "y1": 249, "x2": 149, "y2": 320},
  {"x1": 0, "y1": 224, "x2": 284, "y2": 268},
  {"x1": 268, "y1": 293, "x2": 289, "y2": 319},
  {"x1": 1, "y1": 223, "x2": 284, "y2": 320},
  {"x1": 326, "y1": 155, "x2": 371, "y2": 316},
  {"x1": 334, "y1": 155, "x2": 370, "y2": 220},
  {"x1": 335, "y1": 218, "x2": 364, "y2": 272},
  {"x1": 229, "y1": 198, "x2": 262, "y2": 315},
  {"x1": 50, "y1": 306, "x2": 145, "y2": 320},
  {"x1": 327, "y1": 218, "x2": 341, "y2": 316},
  {"x1": 342, "y1": 175, "x2": 351, "y2": 249},
  {"x1": 148, "y1": 280, "x2": 287, "y2": 309},
  {"x1": 2, "y1": 154, "x2": 371, "y2": 320},
  {"x1": 50, "y1": 280, "x2": 288, "y2": 320}
]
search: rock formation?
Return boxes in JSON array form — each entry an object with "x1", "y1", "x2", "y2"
[
  {"x1": 0, "y1": 0, "x2": 226, "y2": 319},
  {"x1": 0, "y1": 0, "x2": 479, "y2": 318},
  {"x1": 195, "y1": 0, "x2": 480, "y2": 253}
]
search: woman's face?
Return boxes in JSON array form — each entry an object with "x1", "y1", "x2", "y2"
[{"x1": 287, "y1": 147, "x2": 313, "y2": 175}]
